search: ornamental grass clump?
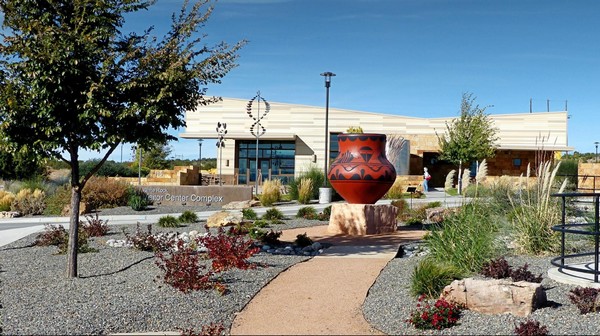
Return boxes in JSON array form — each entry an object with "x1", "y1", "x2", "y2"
[
  {"x1": 426, "y1": 202, "x2": 499, "y2": 274},
  {"x1": 297, "y1": 178, "x2": 313, "y2": 204},
  {"x1": 262, "y1": 207, "x2": 285, "y2": 220},
  {"x1": 289, "y1": 166, "x2": 324, "y2": 201},
  {"x1": 260, "y1": 179, "x2": 282, "y2": 206},
  {"x1": 178, "y1": 210, "x2": 198, "y2": 223},
  {"x1": 508, "y1": 161, "x2": 567, "y2": 255},
  {"x1": 157, "y1": 215, "x2": 181, "y2": 228},
  {"x1": 296, "y1": 206, "x2": 318, "y2": 219},
  {"x1": 0, "y1": 190, "x2": 15, "y2": 211},
  {"x1": 406, "y1": 295, "x2": 464, "y2": 330},
  {"x1": 11, "y1": 188, "x2": 46, "y2": 215},
  {"x1": 410, "y1": 258, "x2": 463, "y2": 299}
]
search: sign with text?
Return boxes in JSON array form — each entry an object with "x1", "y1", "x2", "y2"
[{"x1": 136, "y1": 185, "x2": 253, "y2": 206}]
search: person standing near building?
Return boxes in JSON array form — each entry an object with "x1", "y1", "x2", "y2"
[{"x1": 423, "y1": 167, "x2": 431, "y2": 192}]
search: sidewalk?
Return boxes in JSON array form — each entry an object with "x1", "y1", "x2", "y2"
[{"x1": 230, "y1": 225, "x2": 426, "y2": 335}]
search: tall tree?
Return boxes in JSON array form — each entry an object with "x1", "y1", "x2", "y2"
[
  {"x1": 0, "y1": 0, "x2": 244, "y2": 277},
  {"x1": 437, "y1": 92, "x2": 498, "y2": 193}
]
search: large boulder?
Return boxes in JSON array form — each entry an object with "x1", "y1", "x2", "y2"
[
  {"x1": 441, "y1": 278, "x2": 547, "y2": 317},
  {"x1": 206, "y1": 210, "x2": 244, "y2": 227},
  {"x1": 328, "y1": 204, "x2": 397, "y2": 235}
]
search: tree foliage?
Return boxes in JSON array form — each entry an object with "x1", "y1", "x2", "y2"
[
  {"x1": 0, "y1": 0, "x2": 244, "y2": 277},
  {"x1": 437, "y1": 93, "x2": 498, "y2": 166}
]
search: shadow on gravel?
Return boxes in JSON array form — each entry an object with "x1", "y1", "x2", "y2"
[
  {"x1": 0, "y1": 242, "x2": 36, "y2": 251},
  {"x1": 79, "y1": 255, "x2": 154, "y2": 279}
]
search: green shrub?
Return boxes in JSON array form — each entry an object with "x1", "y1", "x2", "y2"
[
  {"x1": 426, "y1": 202, "x2": 499, "y2": 274},
  {"x1": 157, "y1": 215, "x2": 181, "y2": 228},
  {"x1": 289, "y1": 167, "x2": 324, "y2": 201},
  {"x1": 242, "y1": 208, "x2": 258, "y2": 220},
  {"x1": 410, "y1": 258, "x2": 463, "y2": 299},
  {"x1": 79, "y1": 159, "x2": 141, "y2": 177},
  {"x1": 318, "y1": 205, "x2": 332, "y2": 221},
  {"x1": 295, "y1": 233, "x2": 313, "y2": 247},
  {"x1": 345, "y1": 126, "x2": 363, "y2": 133},
  {"x1": 296, "y1": 206, "x2": 318, "y2": 219},
  {"x1": 128, "y1": 194, "x2": 150, "y2": 211},
  {"x1": 43, "y1": 184, "x2": 71, "y2": 215},
  {"x1": 263, "y1": 207, "x2": 285, "y2": 220},
  {"x1": 248, "y1": 227, "x2": 266, "y2": 241},
  {"x1": 178, "y1": 210, "x2": 198, "y2": 223},
  {"x1": 259, "y1": 179, "x2": 282, "y2": 206},
  {"x1": 252, "y1": 219, "x2": 270, "y2": 228}
]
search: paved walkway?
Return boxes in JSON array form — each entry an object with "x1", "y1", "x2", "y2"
[{"x1": 230, "y1": 225, "x2": 426, "y2": 335}]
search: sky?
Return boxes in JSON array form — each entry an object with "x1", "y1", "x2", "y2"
[{"x1": 82, "y1": 0, "x2": 600, "y2": 161}]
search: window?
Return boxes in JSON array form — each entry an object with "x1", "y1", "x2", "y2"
[
  {"x1": 237, "y1": 140, "x2": 295, "y2": 184},
  {"x1": 513, "y1": 158, "x2": 522, "y2": 167}
]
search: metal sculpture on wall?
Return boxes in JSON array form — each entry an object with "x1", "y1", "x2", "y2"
[{"x1": 246, "y1": 91, "x2": 270, "y2": 194}]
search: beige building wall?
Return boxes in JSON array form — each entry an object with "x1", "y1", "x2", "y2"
[{"x1": 181, "y1": 98, "x2": 571, "y2": 178}]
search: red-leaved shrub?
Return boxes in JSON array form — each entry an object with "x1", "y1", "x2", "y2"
[
  {"x1": 155, "y1": 240, "x2": 224, "y2": 294},
  {"x1": 406, "y1": 295, "x2": 464, "y2": 330},
  {"x1": 200, "y1": 226, "x2": 260, "y2": 272},
  {"x1": 514, "y1": 320, "x2": 548, "y2": 336}
]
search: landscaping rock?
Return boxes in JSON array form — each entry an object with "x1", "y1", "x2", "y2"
[
  {"x1": 441, "y1": 278, "x2": 547, "y2": 317},
  {"x1": 222, "y1": 200, "x2": 260, "y2": 210},
  {"x1": 206, "y1": 210, "x2": 243, "y2": 227},
  {"x1": 0, "y1": 211, "x2": 21, "y2": 219}
]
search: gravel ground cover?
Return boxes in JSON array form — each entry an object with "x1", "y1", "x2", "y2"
[
  {"x1": 0, "y1": 211, "x2": 326, "y2": 335},
  {"x1": 3, "y1": 204, "x2": 600, "y2": 335},
  {"x1": 363, "y1": 255, "x2": 600, "y2": 335}
]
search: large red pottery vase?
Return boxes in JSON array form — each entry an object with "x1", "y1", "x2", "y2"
[{"x1": 328, "y1": 133, "x2": 396, "y2": 204}]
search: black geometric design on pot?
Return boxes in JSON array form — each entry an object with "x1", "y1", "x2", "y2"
[
  {"x1": 336, "y1": 150, "x2": 355, "y2": 163},
  {"x1": 359, "y1": 146, "x2": 373, "y2": 162}
]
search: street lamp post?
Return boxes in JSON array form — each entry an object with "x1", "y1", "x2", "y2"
[
  {"x1": 320, "y1": 72, "x2": 335, "y2": 185},
  {"x1": 216, "y1": 123, "x2": 227, "y2": 186},
  {"x1": 319, "y1": 71, "x2": 335, "y2": 204},
  {"x1": 595, "y1": 141, "x2": 599, "y2": 163},
  {"x1": 198, "y1": 139, "x2": 203, "y2": 168}
]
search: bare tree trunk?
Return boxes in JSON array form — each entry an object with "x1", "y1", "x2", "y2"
[
  {"x1": 457, "y1": 161, "x2": 463, "y2": 194},
  {"x1": 67, "y1": 185, "x2": 81, "y2": 277}
]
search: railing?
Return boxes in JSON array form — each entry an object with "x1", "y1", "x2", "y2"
[
  {"x1": 551, "y1": 192, "x2": 600, "y2": 283},
  {"x1": 557, "y1": 174, "x2": 600, "y2": 193}
]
